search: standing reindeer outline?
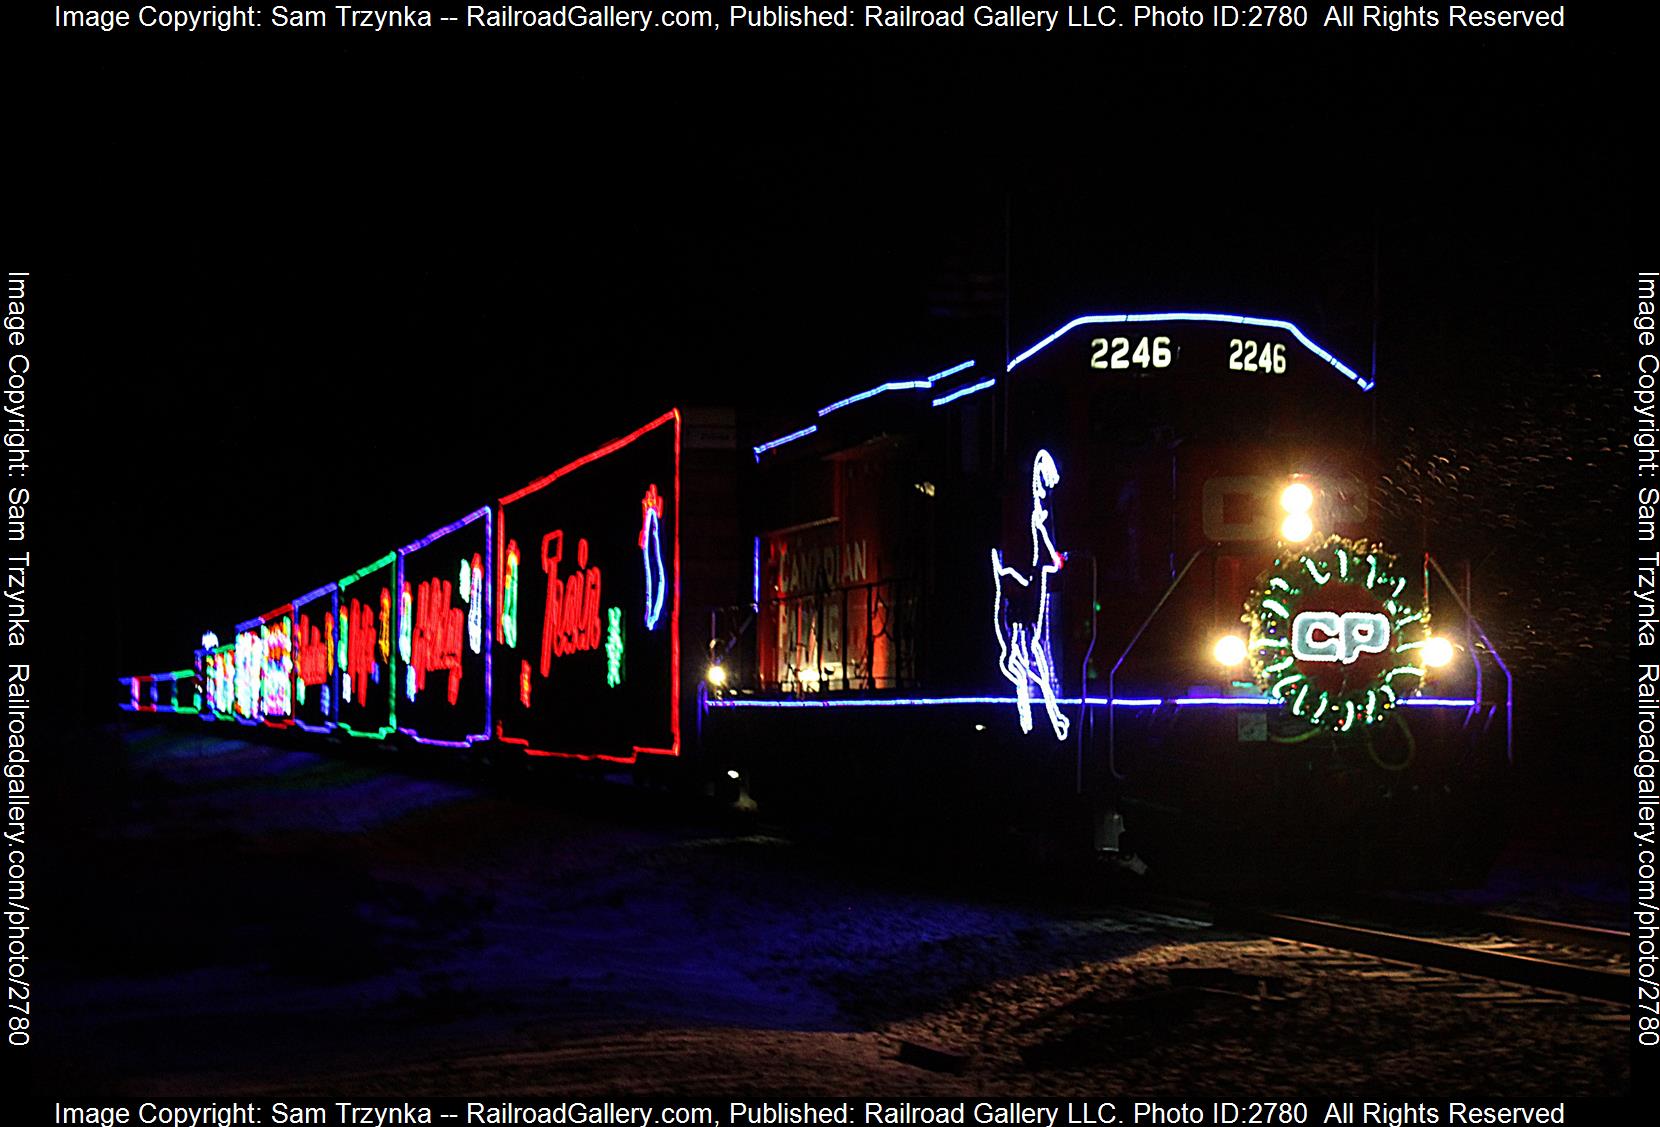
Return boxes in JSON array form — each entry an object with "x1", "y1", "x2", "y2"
[{"x1": 991, "y1": 449, "x2": 1070, "y2": 740}]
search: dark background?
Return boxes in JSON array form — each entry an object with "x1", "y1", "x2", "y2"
[{"x1": 10, "y1": 20, "x2": 1643, "y2": 757}]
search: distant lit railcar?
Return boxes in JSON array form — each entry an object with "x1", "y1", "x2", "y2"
[
  {"x1": 117, "y1": 670, "x2": 198, "y2": 715},
  {"x1": 396, "y1": 507, "x2": 492, "y2": 749},
  {"x1": 195, "y1": 635, "x2": 236, "y2": 720},
  {"x1": 335, "y1": 553, "x2": 398, "y2": 740},
  {"x1": 233, "y1": 605, "x2": 294, "y2": 728},
  {"x1": 291, "y1": 582, "x2": 339, "y2": 733}
]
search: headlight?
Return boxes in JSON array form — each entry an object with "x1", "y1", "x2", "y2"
[
  {"x1": 1280, "y1": 482, "x2": 1314, "y2": 514},
  {"x1": 1213, "y1": 634, "x2": 1248, "y2": 666},
  {"x1": 1280, "y1": 511, "x2": 1313, "y2": 542},
  {"x1": 1423, "y1": 636, "x2": 1455, "y2": 668}
]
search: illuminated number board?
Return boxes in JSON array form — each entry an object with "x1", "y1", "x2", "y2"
[
  {"x1": 1006, "y1": 314, "x2": 1372, "y2": 391},
  {"x1": 494, "y1": 411, "x2": 680, "y2": 762},
  {"x1": 336, "y1": 552, "x2": 398, "y2": 739},
  {"x1": 1087, "y1": 328, "x2": 1288, "y2": 376},
  {"x1": 396, "y1": 507, "x2": 492, "y2": 749},
  {"x1": 291, "y1": 582, "x2": 339, "y2": 733},
  {"x1": 1088, "y1": 334, "x2": 1173, "y2": 371}
]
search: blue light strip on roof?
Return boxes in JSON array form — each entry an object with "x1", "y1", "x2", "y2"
[
  {"x1": 397, "y1": 505, "x2": 491, "y2": 555},
  {"x1": 291, "y1": 580, "x2": 338, "y2": 609},
  {"x1": 705, "y1": 695, "x2": 1475, "y2": 710},
  {"x1": 1006, "y1": 313, "x2": 1373, "y2": 391},
  {"x1": 931, "y1": 377, "x2": 997, "y2": 408},
  {"x1": 925, "y1": 359, "x2": 977, "y2": 384},
  {"x1": 752, "y1": 425, "x2": 818, "y2": 460},
  {"x1": 754, "y1": 360, "x2": 978, "y2": 455},
  {"x1": 817, "y1": 380, "x2": 931, "y2": 417},
  {"x1": 235, "y1": 604, "x2": 291, "y2": 633},
  {"x1": 817, "y1": 359, "x2": 979, "y2": 417}
]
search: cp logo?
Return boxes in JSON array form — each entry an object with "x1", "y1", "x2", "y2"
[{"x1": 1291, "y1": 611, "x2": 1390, "y2": 664}]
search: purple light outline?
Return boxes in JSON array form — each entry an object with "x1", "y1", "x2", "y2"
[{"x1": 705, "y1": 695, "x2": 1476, "y2": 710}]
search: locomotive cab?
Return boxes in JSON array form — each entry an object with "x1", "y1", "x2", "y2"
[
  {"x1": 1001, "y1": 315, "x2": 1509, "y2": 886},
  {"x1": 717, "y1": 312, "x2": 1511, "y2": 885}
]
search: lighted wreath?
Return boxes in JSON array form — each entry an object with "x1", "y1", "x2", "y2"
[{"x1": 1242, "y1": 535, "x2": 1431, "y2": 732}]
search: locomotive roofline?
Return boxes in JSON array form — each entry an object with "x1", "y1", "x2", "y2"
[
  {"x1": 1005, "y1": 311, "x2": 1374, "y2": 389},
  {"x1": 751, "y1": 310, "x2": 1372, "y2": 461}
]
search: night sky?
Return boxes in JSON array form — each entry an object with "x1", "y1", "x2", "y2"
[{"x1": 12, "y1": 19, "x2": 1641, "y2": 721}]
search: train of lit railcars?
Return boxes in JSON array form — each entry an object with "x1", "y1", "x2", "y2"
[{"x1": 117, "y1": 314, "x2": 1514, "y2": 876}]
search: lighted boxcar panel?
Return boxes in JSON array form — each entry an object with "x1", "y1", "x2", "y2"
[
  {"x1": 336, "y1": 554, "x2": 398, "y2": 739},
  {"x1": 233, "y1": 606, "x2": 294, "y2": 727},
  {"x1": 396, "y1": 507, "x2": 492, "y2": 748},
  {"x1": 291, "y1": 582, "x2": 339, "y2": 733},
  {"x1": 494, "y1": 411, "x2": 679, "y2": 761}
]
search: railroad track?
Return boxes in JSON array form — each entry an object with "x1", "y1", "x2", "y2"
[{"x1": 1213, "y1": 902, "x2": 1630, "y2": 1003}]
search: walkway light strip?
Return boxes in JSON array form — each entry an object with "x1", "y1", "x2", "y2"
[
  {"x1": 704, "y1": 695, "x2": 1476, "y2": 710},
  {"x1": 1005, "y1": 312, "x2": 1373, "y2": 391}
]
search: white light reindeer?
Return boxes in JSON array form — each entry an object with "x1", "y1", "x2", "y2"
[{"x1": 991, "y1": 449, "x2": 1070, "y2": 740}]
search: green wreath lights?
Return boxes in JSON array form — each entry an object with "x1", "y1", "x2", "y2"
[{"x1": 1242, "y1": 535, "x2": 1432, "y2": 732}]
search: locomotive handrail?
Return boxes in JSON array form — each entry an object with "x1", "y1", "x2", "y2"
[
  {"x1": 1425, "y1": 553, "x2": 1514, "y2": 766},
  {"x1": 1102, "y1": 546, "x2": 1213, "y2": 783}
]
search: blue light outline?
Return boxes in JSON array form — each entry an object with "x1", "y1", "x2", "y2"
[
  {"x1": 395, "y1": 505, "x2": 495, "y2": 749},
  {"x1": 1005, "y1": 313, "x2": 1373, "y2": 391},
  {"x1": 816, "y1": 359, "x2": 977, "y2": 417},
  {"x1": 931, "y1": 377, "x2": 997, "y2": 408},
  {"x1": 752, "y1": 425, "x2": 818, "y2": 460},
  {"x1": 754, "y1": 359, "x2": 978, "y2": 458}
]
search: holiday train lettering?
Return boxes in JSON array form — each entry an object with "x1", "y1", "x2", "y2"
[
  {"x1": 410, "y1": 576, "x2": 465, "y2": 703},
  {"x1": 539, "y1": 530, "x2": 602, "y2": 676},
  {"x1": 296, "y1": 612, "x2": 335, "y2": 687},
  {"x1": 343, "y1": 594, "x2": 386, "y2": 703}
]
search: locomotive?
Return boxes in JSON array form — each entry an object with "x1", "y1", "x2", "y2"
[{"x1": 118, "y1": 312, "x2": 1513, "y2": 882}]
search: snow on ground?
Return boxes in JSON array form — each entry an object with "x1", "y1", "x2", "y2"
[{"x1": 30, "y1": 725, "x2": 1628, "y2": 1099}]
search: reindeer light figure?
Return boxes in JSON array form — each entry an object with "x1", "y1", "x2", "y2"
[{"x1": 991, "y1": 449, "x2": 1070, "y2": 740}]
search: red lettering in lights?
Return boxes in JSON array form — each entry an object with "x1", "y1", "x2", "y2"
[
  {"x1": 296, "y1": 612, "x2": 334, "y2": 687},
  {"x1": 345, "y1": 595, "x2": 383, "y2": 699},
  {"x1": 412, "y1": 575, "x2": 466, "y2": 704}
]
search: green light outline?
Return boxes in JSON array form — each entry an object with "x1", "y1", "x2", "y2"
[{"x1": 336, "y1": 552, "x2": 399, "y2": 740}]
